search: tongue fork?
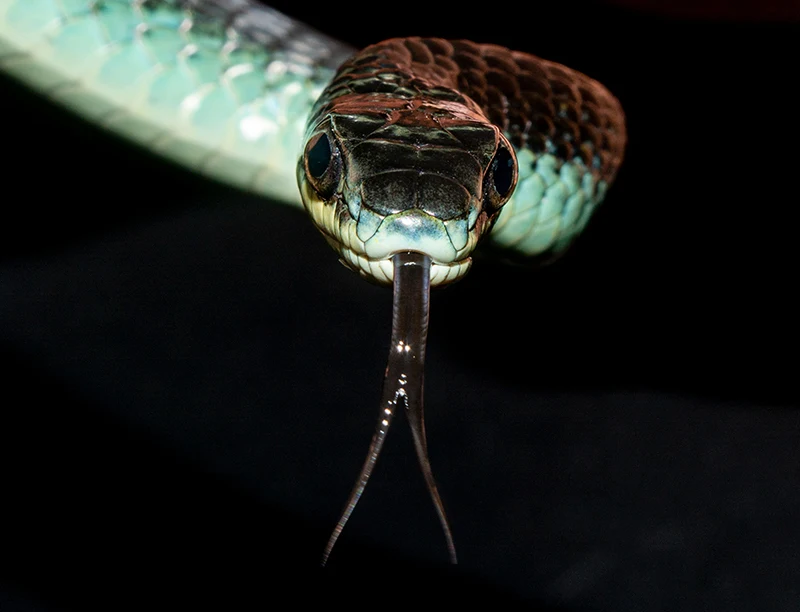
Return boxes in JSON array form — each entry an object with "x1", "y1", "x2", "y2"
[{"x1": 321, "y1": 251, "x2": 457, "y2": 566}]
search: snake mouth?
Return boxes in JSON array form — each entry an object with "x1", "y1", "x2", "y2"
[
  {"x1": 300, "y1": 181, "x2": 476, "y2": 286},
  {"x1": 337, "y1": 242, "x2": 471, "y2": 285}
]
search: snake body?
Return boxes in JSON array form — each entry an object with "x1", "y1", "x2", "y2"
[
  {"x1": 0, "y1": 0, "x2": 353, "y2": 203},
  {"x1": 0, "y1": 0, "x2": 626, "y2": 563}
]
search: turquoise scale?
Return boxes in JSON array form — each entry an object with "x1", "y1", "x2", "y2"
[
  {"x1": 0, "y1": 0, "x2": 349, "y2": 204},
  {"x1": 490, "y1": 150, "x2": 606, "y2": 258}
]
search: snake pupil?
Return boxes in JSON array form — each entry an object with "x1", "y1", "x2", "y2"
[
  {"x1": 491, "y1": 146, "x2": 514, "y2": 198},
  {"x1": 307, "y1": 133, "x2": 332, "y2": 178}
]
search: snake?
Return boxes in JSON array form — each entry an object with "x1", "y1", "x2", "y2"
[{"x1": 0, "y1": 0, "x2": 626, "y2": 564}]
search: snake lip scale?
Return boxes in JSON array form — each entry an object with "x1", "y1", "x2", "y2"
[{"x1": 300, "y1": 176, "x2": 475, "y2": 285}]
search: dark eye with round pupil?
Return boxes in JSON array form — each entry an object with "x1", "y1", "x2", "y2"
[
  {"x1": 307, "y1": 133, "x2": 332, "y2": 178},
  {"x1": 491, "y1": 147, "x2": 514, "y2": 197}
]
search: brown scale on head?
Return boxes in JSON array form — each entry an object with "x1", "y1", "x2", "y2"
[{"x1": 313, "y1": 37, "x2": 625, "y2": 179}]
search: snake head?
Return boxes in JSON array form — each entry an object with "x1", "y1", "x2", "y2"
[{"x1": 298, "y1": 109, "x2": 517, "y2": 286}]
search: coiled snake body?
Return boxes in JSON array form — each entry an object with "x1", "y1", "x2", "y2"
[{"x1": 0, "y1": 0, "x2": 626, "y2": 563}]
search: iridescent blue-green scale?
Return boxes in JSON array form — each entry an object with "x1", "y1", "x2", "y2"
[{"x1": 0, "y1": 0, "x2": 353, "y2": 204}]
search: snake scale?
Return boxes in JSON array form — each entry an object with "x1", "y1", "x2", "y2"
[{"x1": 0, "y1": 0, "x2": 626, "y2": 564}]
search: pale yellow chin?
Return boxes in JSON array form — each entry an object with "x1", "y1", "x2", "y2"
[
  {"x1": 300, "y1": 181, "x2": 475, "y2": 286},
  {"x1": 337, "y1": 243, "x2": 472, "y2": 286}
]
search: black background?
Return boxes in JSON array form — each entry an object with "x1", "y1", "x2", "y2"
[{"x1": 2, "y1": 0, "x2": 798, "y2": 609}]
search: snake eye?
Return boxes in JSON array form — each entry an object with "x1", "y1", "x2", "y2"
[
  {"x1": 491, "y1": 146, "x2": 515, "y2": 197},
  {"x1": 483, "y1": 143, "x2": 517, "y2": 212},
  {"x1": 304, "y1": 132, "x2": 342, "y2": 199}
]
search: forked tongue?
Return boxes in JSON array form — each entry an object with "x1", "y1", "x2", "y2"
[{"x1": 321, "y1": 251, "x2": 457, "y2": 566}]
